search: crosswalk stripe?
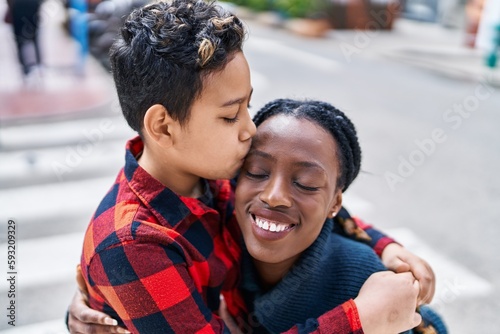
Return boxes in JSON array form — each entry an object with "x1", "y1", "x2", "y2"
[
  {"x1": 0, "y1": 115, "x2": 134, "y2": 151},
  {"x1": 0, "y1": 139, "x2": 125, "y2": 188},
  {"x1": 0, "y1": 319, "x2": 67, "y2": 334},
  {"x1": 0, "y1": 176, "x2": 114, "y2": 224},
  {"x1": 0, "y1": 232, "x2": 83, "y2": 290},
  {"x1": 386, "y1": 227, "x2": 493, "y2": 302}
]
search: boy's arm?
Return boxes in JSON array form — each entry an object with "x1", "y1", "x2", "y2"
[
  {"x1": 84, "y1": 239, "x2": 231, "y2": 334},
  {"x1": 281, "y1": 272, "x2": 422, "y2": 334},
  {"x1": 335, "y1": 207, "x2": 395, "y2": 257},
  {"x1": 335, "y1": 206, "x2": 435, "y2": 305}
]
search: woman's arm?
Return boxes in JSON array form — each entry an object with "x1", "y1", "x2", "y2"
[{"x1": 335, "y1": 206, "x2": 435, "y2": 304}]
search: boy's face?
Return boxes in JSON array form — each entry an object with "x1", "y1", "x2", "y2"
[
  {"x1": 175, "y1": 52, "x2": 256, "y2": 180},
  {"x1": 235, "y1": 115, "x2": 342, "y2": 268}
]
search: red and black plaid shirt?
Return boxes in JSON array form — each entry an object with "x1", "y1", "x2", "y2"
[{"x1": 81, "y1": 137, "x2": 393, "y2": 333}]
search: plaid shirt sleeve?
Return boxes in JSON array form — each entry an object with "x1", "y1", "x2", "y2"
[
  {"x1": 85, "y1": 222, "x2": 231, "y2": 334},
  {"x1": 335, "y1": 206, "x2": 396, "y2": 257},
  {"x1": 281, "y1": 300, "x2": 363, "y2": 334},
  {"x1": 352, "y1": 216, "x2": 396, "y2": 257}
]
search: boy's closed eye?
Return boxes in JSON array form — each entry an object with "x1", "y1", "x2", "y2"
[
  {"x1": 222, "y1": 102, "x2": 252, "y2": 124},
  {"x1": 223, "y1": 115, "x2": 240, "y2": 123}
]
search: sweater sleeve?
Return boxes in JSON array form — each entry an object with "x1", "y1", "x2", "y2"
[{"x1": 281, "y1": 300, "x2": 364, "y2": 334}]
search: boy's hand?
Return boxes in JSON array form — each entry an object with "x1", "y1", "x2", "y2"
[
  {"x1": 218, "y1": 296, "x2": 243, "y2": 334},
  {"x1": 355, "y1": 271, "x2": 422, "y2": 334},
  {"x1": 68, "y1": 266, "x2": 130, "y2": 334},
  {"x1": 381, "y1": 243, "x2": 435, "y2": 305},
  {"x1": 68, "y1": 289, "x2": 130, "y2": 333}
]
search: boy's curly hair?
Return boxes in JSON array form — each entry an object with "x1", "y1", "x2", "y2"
[{"x1": 110, "y1": 0, "x2": 246, "y2": 134}]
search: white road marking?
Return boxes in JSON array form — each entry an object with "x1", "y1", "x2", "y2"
[
  {"x1": 386, "y1": 227, "x2": 493, "y2": 301},
  {"x1": 0, "y1": 232, "x2": 83, "y2": 290},
  {"x1": 0, "y1": 177, "x2": 115, "y2": 223},
  {"x1": 0, "y1": 139, "x2": 125, "y2": 184},
  {"x1": 0, "y1": 319, "x2": 68, "y2": 334},
  {"x1": 342, "y1": 195, "x2": 493, "y2": 300},
  {"x1": 0, "y1": 116, "x2": 134, "y2": 150}
]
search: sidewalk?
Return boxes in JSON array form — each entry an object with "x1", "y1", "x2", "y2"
[
  {"x1": 236, "y1": 4, "x2": 500, "y2": 87},
  {"x1": 359, "y1": 18, "x2": 500, "y2": 87},
  {"x1": 0, "y1": 0, "x2": 115, "y2": 126}
]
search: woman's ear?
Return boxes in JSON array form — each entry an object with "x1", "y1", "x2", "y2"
[
  {"x1": 329, "y1": 191, "x2": 343, "y2": 218},
  {"x1": 143, "y1": 104, "x2": 178, "y2": 148}
]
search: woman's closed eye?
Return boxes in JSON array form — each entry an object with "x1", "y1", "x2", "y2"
[
  {"x1": 245, "y1": 170, "x2": 268, "y2": 179},
  {"x1": 294, "y1": 182, "x2": 319, "y2": 192}
]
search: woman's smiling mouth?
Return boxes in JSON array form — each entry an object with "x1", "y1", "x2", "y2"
[{"x1": 250, "y1": 214, "x2": 297, "y2": 240}]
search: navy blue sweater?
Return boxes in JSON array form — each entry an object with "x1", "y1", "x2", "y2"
[{"x1": 240, "y1": 218, "x2": 387, "y2": 333}]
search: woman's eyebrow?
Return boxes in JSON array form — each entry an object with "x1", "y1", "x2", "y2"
[
  {"x1": 248, "y1": 149, "x2": 326, "y2": 171},
  {"x1": 293, "y1": 161, "x2": 325, "y2": 171},
  {"x1": 247, "y1": 149, "x2": 274, "y2": 161}
]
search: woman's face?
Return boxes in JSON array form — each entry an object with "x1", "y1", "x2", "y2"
[{"x1": 235, "y1": 114, "x2": 343, "y2": 267}]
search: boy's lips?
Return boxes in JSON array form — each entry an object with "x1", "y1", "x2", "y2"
[{"x1": 249, "y1": 212, "x2": 297, "y2": 241}]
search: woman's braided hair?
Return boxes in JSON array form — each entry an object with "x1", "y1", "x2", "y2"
[{"x1": 252, "y1": 98, "x2": 362, "y2": 192}]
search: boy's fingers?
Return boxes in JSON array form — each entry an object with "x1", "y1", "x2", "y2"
[
  {"x1": 411, "y1": 266, "x2": 435, "y2": 304},
  {"x1": 78, "y1": 308, "x2": 117, "y2": 325},
  {"x1": 385, "y1": 256, "x2": 411, "y2": 273},
  {"x1": 72, "y1": 322, "x2": 130, "y2": 334},
  {"x1": 104, "y1": 317, "x2": 119, "y2": 326},
  {"x1": 76, "y1": 264, "x2": 89, "y2": 296},
  {"x1": 69, "y1": 312, "x2": 131, "y2": 334}
]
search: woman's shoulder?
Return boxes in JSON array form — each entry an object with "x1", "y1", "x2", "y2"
[{"x1": 325, "y1": 232, "x2": 386, "y2": 271}]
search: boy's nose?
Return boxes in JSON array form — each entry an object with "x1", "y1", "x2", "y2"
[
  {"x1": 259, "y1": 177, "x2": 292, "y2": 208},
  {"x1": 239, "y1": 111, "x2": 256, "y2": 141}
]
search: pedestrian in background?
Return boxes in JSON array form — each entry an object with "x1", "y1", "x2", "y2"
[{"x1": 7, "y1": 0, "x2": 43, "y2": 80}]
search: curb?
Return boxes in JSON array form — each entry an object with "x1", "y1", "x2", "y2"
[{"x1": 0, "y1": 58, "x2": 116, "y2": 128}]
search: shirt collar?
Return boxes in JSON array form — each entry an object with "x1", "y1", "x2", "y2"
[{"x1": 123, "y1": 136, "x2": 217, "y2": 227}]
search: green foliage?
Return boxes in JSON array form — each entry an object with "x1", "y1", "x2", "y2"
[
  {"x1": 223, "y1": 0, "x2": 273, "y2": 12},
  {"x1": 272, "y1": 0, "x2": 327, "y2": 18},
  {"x1": 221, "y1": 0, "x2": 327, "y2": 17}
]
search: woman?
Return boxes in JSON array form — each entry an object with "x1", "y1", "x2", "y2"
[
  {"x1": 68, "y1": 99, "x2": 444, "y2": 334},
  {"x1": 230, "y1": 98, "x2": 446, "y2": 333}
]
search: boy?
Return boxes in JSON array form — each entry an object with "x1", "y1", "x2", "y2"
[{"x1": 72, "y1": 1, "x2": 433, "y2": 333}]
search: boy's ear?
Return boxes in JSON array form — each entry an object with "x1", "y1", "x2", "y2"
[
  {"x1": 143, "y1": 104, "x2": 179, "y2": 148},
  {"x1": 329, "y1": 191, "x2": 343, "y2": 218}
]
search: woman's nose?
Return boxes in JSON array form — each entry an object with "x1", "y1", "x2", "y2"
[{"x1": 259, "y1": 177, "x2": 292, "y2": 208}]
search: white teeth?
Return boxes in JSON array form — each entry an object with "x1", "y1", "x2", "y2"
[{"x1": 254, "y1": 216, "x2": 291, "y2": 233}]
